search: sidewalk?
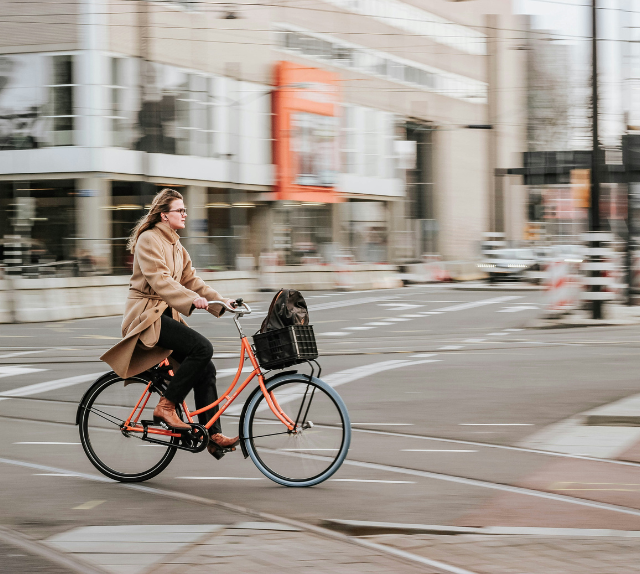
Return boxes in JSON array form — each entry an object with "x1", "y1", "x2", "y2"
[
  {"x1": 530, "y1": 303, "x2": 640, "y2": 328},
  {"x1": 366, "y1": 531, "x2": 640, "y2": 574},
  {"x1": 44, "y1": 522, "x2": 430, "y2": 574}
]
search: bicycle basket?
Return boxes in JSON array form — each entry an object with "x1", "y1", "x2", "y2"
[{"x1": 252, "y1": 325, "x2": 318, "y2": 370}]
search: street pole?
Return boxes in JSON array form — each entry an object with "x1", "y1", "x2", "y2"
[{"x1": 590, "y1": 0, "x2": 603, "y2": 319}]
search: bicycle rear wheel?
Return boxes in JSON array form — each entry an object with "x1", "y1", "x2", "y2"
[
  {"x1": 243, "y1": 376, "x2": 350, "y2": 487},
  {"x1": 78, "y1": 375, "x2": 179, "y2": 482}
]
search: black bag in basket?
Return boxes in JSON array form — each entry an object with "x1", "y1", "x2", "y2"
[
  {"x1": 260, "y1": 289, "x2": 309, "y2": 333},
  {"x1": 253, "y1": 289, "x2": 317, "y2": 369}
]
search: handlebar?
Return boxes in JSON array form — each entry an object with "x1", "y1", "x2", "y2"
[{"x1": 207, "y1": 299, "x2": 252, "y2": 315}]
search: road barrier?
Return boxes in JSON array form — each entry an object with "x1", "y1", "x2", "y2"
[
  {"x1": 544, "y1": 259, "x2": 583, "y2": 312},
  {"x1": 0, "y1": 265, "x2": 403, "y2": 323}
]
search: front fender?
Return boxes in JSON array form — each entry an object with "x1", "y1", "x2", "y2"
[{"x1": 238, "y1": 370, "x2": 298, "y2": 458}]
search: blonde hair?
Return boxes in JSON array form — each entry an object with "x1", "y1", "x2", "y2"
[{"x1": 127, "y1": 188, "x2": 183, "y2": 253}]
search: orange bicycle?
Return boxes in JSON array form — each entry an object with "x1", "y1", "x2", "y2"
[{"x1": 76, "y1": 300, "x2": 351, "y2": 487}]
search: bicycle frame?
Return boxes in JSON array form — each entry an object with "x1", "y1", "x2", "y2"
[{"x1": 121, "y1": 312, "x2": 298, "y2": 440}]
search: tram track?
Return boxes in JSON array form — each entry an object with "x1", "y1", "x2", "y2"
[{"x1": 1, "y1": 400, "x2": 640, "y2": 471}]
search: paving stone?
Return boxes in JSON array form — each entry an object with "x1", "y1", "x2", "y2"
[{"x1": 366, "y1": 533, "x2": 640, "y2": 574}]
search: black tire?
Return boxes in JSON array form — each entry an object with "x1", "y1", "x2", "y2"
[
  {"x1": 78, "y1": 375, "x2": 178, "y2": 482},
  {"x1": 243, "y1": 376, "x2": 351, "y2": 487}
]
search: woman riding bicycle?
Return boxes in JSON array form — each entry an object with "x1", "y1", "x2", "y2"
[{"x1": 101, "y1": 188, "x2": 240, "y2": 458}]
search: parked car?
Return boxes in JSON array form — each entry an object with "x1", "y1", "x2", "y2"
[{"x1": 478, "y1": 248, "x2": 538, "y2": 283}]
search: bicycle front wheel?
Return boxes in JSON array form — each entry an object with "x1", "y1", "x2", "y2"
[
  {"x1": 79, "y1": 375, "x2": 179, "y2": 482},
  {"x1": 243, "y1": 376, "x2": 350, "y2": 487}
]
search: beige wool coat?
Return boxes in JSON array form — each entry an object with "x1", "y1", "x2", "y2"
[{"x1": 100, "y1": 222, "x2": 225, "y2": 378}]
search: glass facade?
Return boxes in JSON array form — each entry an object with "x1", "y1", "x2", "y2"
[
  {"x1": 0, "y1": 180, "x2": 76, "y2": 273},
  {"x1": 0, "y1": 53, "x2": 76, "y2": 149}
]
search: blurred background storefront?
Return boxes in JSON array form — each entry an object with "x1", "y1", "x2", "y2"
[{"x1": 0, "y1": 0, "x2": 527, "y2": 276}]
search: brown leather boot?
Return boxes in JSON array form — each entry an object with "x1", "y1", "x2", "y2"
[
  {"x1": 153, "y1": 397, "x2": 191, "y2": 431},
  {"x1": 206, "y1": 433, "x2": 240, "y2": 459}
]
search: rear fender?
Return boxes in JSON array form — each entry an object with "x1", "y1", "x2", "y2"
[
  {"x1": 238, "y1": 370, "x2": 297, "y2": 459},
  {"x1": 75, "y1": 371, "x2": 156, "y2": 425}
]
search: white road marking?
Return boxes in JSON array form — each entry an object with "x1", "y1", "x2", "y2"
[
  {"x1": 504, "y1": 328, "x2": 525, "y2": 331},
  {"x1": 463, "y1": 339, "x2": 486, "y2": 343},
  {"x1": 344, "y1": 326, "x2": 375, "y2": 331},
  {"x1": 378, "y1": 303, "x2": 423, "y2": 310},
  {"x1": 366, "y1": 322, "x2": 391, "y2": 326},
  {"x1": 176, "y1": 476, "x2": 264, "y2": 480},
  {"x1": 0, "y1": 365, "x2": 46, "y2": 380},
  {"x1": 352, "y1": 423, "x2": 414, "y2": 426},
  {"x1": 438, "y1": 346, "x2": 464, "y2": 350},
  {"x1": 318, "y1": 332, "x2": 348, "y2": 337},
  {"x1": 402, "y1": 449, "x2": 477, "y2": 453},
  {"x1": 281, "y1": 448, "x2": 339, "y2": 451},
  {"x1": 401, "y1": 314, "x2": 425, "y2": 318},
  {"x1": 309, "y1": 296, "x2": 399, "y2": 311},
  {"x1": 487, "y1": 333, "x2": 504, "y2": 336},
  {"x1": 73, "y1": 500, "x2": 105, "y2": 510},
  {"x1": 228, "y1": 357, "x2": 441, "y2": 416},
  {"x1": 385, "y1": 318, "x2": 411, "y2": 322},
  {"x1": 434, "y1": 296, "x2": 522, "y2": 312},
  {"x1": 0, "y1": 350, "x2": 45, "y2": 359},
  {"x1": 217, "y1": 366, "x2": 255, "y2": 379},
  {"x1": 33, "y1": 473, "x2": 78, "y2": 476},
  {"x1": 422, "y1": 312, "x2": 443, "y2": 315},
  {"x1": 459, "y1": 423, "x2": 534, "y2": 426},
  {"x1": 14, "y1": 442, "x2": 80, "y2": 445},
  {"x1": 498, "y1": 305, "x2": 539, "y2": 313},
  {"x1": 0, "y1": 371, "x2": 106, "y2": 402},
  {"x1": 330, "y1": 479, "x2": 415, "y2": 484},
  {"x1": 411, "y1": 353, "x2": 437, "y2": 358}
]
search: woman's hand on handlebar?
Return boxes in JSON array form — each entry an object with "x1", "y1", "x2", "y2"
[
  {"x1": 193, "y1": 297, "x2": 209, "y2": 310},
  {"x1": 224, "y1": 298, "x2": 238, "y2": 310}
]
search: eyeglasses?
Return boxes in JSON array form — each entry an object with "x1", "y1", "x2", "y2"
[{"x1": 166, "y1": 208, "x2": 187, "y2": 216}]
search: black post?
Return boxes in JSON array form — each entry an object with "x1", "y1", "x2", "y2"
[
  {"x1": 590, "y1": 0, "x2": 602, "y2": 319},
  {"x1": 625, "y1": 135, "x2": 635, "y2": 305}
]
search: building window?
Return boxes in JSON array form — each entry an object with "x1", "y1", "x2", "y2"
[
  {"x1": 364, "y1": 109, "x2": 378, "y2": 177},
  {"x1": 175, "y1": 73, "x2": 216, "y2": 157},
  {"x1": 108, "y1": 58, "x2": 127, "y2": 147},
  {"x1": 175, "y1": 73, "x2": 191, "y2": 155},
  {"x1": 47, "y1": 55, "x2": 75, "y2": 146},
  {"x1": 340, "y1": 105, "x2": 357, "y2": 174}
]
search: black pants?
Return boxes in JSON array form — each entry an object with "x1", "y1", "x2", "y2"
[{"x1": 157, "y1": 313, "x2": 222, "y2": 435}]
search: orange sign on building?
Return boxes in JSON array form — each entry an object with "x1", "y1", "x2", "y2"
[{"x1": 273, "y1": 61, "x2": 341, "y2": 202}]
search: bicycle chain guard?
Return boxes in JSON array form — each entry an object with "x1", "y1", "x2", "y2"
[{"x1": 138, "y1": 421, "x2": 209, "y2": 453}]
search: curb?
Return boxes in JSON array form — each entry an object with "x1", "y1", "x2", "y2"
[
  {"x1": 452, "y1": 283, "x2": 543, "y2": 292},
  {"x1": 321, "y1": 520, "x2": 640, "y2": 538}
]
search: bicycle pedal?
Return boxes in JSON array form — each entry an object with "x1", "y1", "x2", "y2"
[{"x1": 211, "y1": 449, "x2": 225, "y2": 460}]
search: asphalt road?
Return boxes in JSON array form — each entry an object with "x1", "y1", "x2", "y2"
[{"x1": 2, "y1": 284, "x2": 640, "y2": 573}]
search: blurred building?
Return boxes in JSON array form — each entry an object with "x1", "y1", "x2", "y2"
[{"x1": 0, "y1": 0, "x2": 527, "y2": 274}]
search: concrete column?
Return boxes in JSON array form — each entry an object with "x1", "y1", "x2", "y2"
[
  {"x1": 184, "y1": 185, "x2": 208, "y2": 267},
  {"x1": 76, "y1": 177, "x2": 111, "y2": 273},
  {"x1": 79, "y1": 0, "x2": 107, "y2": 152},
  {"x1": 248, "y1": 204, "x2": 273, "y2": 260}
]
